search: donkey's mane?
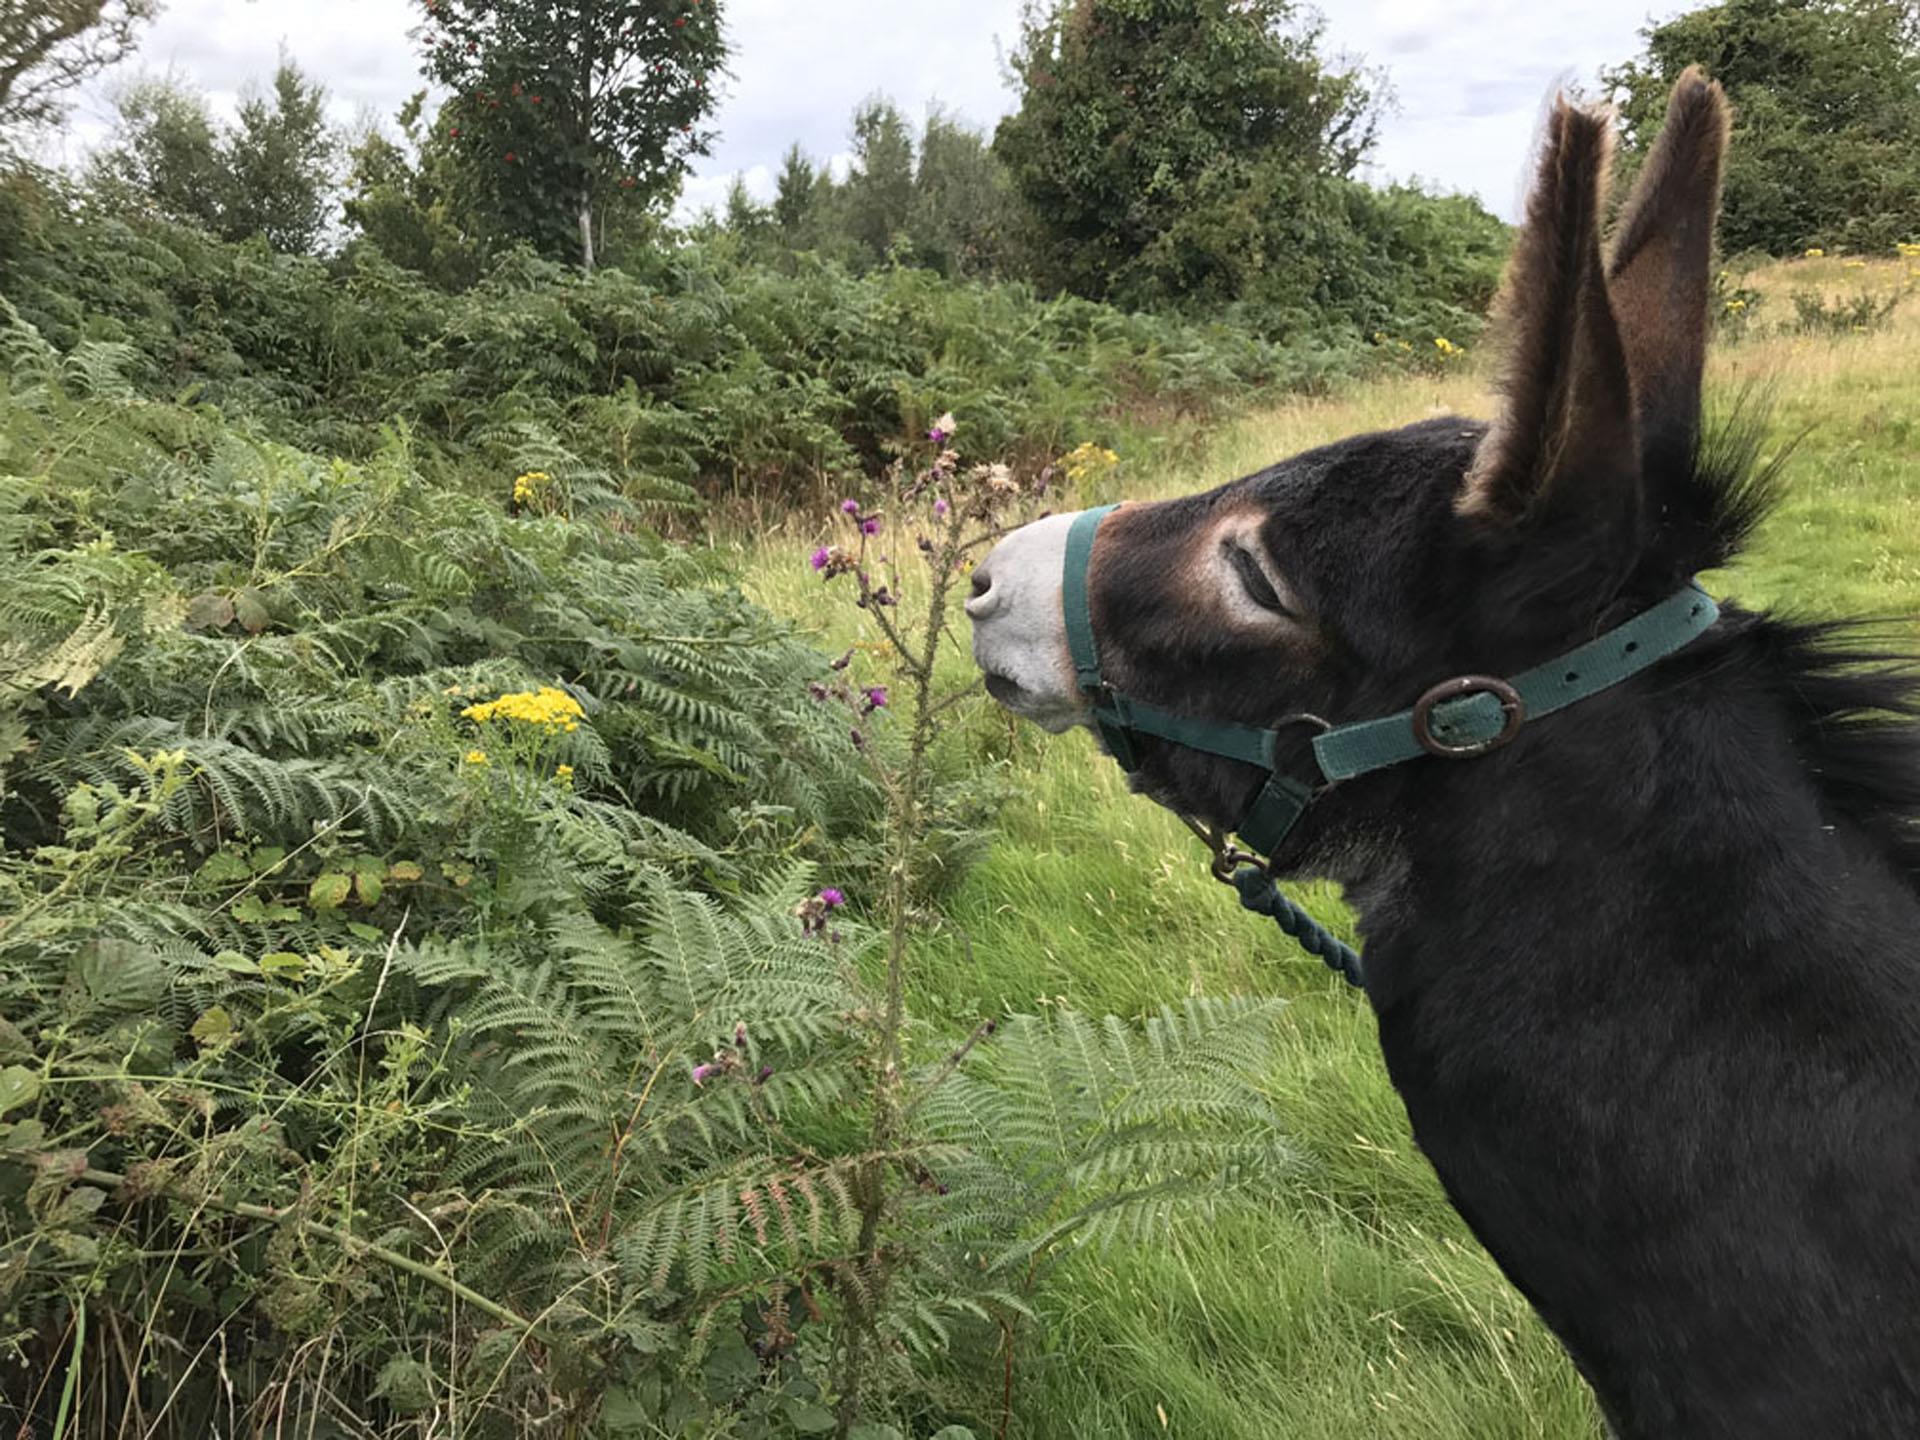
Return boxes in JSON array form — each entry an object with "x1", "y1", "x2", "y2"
[{"x1": 1665, "y1": 403, "x2": 1920, "y2": 890}]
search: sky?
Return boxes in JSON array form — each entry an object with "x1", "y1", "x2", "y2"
[{"x1": 58, "y1": 0, "x2": 1691, "y2": 223}]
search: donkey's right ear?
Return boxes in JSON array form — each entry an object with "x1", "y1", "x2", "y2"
[{"x1": 1605, "y1": 67, "x2": 1730, "y2": 479}]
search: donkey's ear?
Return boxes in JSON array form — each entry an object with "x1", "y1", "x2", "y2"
[
  {"x1": 1460, "y1": 99, "x2": 1637, "y2": 550},
  {"x1": 1605, "y1": 67, "x2": 1730, "y2": 478}
]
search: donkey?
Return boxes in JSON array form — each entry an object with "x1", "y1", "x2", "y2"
[{"x1": 966, "y1": 71, "x2": 1920, "y2": 1438}]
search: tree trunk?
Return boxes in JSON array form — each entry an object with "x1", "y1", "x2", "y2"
[{"x1": 579, "y1": 195, "x2": 595, "y2": 274}]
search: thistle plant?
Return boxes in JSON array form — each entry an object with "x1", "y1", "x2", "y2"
[{"x1": 806, "y1": 413, "x2": 1044, "y2": 1431}]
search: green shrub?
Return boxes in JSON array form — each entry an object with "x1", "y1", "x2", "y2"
[{"x1": 0, "y1": 163, "x2": 1491, "y2": 511}]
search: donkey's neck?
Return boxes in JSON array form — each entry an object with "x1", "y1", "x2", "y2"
[
  {"x1": 1329, "y1": 640, "x2": 1920, "y2": 1013},
  {"x1": 1322, "y1": 627, "x2": 1920, "y2": 1438}
]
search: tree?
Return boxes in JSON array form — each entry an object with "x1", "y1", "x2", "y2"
[
  {"x1": 770, "y1": 141, "x2": 818, "y2": 245},
  {"x1": 415, "y1": 0, "x2": 727, "y2": 270},
  {"x1": 721, "y1": 171, "x2": 770, "y2": 251},
  {"x1": 0, "y1": 0, "x2": 157, "y2": 137},
  {"x1": 1604, "y1": 0, "x2": 1920, "y2": 255},
  {"x1": 222, "y1": 60, "x2": 337, "y2": 254},
  {"x1": 341, "y1": 92, "x2": 484, "y2": 288},
  {"x1": 992, "y1": 0, "x2": 1377, "y2": 307},
  {"x1": 908, "y1": 107, "x2": 1021, "y2": 278},
  {"x1": 87, "y1": 60, "x2": 340, "y2": 254},
  {"x1": 86, "y1": 74, "x2": 225, "y2": 231},
  {"x1": 841, "y1": 95, "x2": 914, "y2": 264}
]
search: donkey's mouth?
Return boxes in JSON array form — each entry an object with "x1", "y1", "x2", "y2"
[
  {"x1": 982, "y1": 672, "x2": 1026, "y2": 706},
  {"x1": 980, "y1": 669, "x2": 1084, "y2": 733}
]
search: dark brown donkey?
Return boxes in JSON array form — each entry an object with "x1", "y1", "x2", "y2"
[{"x1": 966, "y1": 72, "x2": 1920, "y2": 1438}]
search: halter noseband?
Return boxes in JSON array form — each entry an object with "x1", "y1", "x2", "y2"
[{"x1": 1061, "y1": 503, "x2": 1720, "y2": 980}]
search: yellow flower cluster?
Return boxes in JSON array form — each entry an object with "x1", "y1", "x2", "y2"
[
  {"x1": 1896, "y1": 242, "x2": 1920, "y2": 259},
  {"x1": 461, "y1": 686, "x2": 584, "y2": 733},
  {"x1": 1804, "y1": 247, "x2": 1826, "y2": 259},
  {"x1": 1724, "y1": 297, "x2": 1748, "y2": 313},
  {"x1": 555, "y1": 763, "x2": 575, "y2": 784},
  {"x1": 512, "y1": 470, "x2": 552, "y2": 505},
  {"x1": 1433, "y1": 336, "x2": 1462, "y2": 358},
  {"x1": 464, "y1": 749, "x2": 489, "y2": 766},
  {"x1": 1062, "y1": 441, "x2": 1121, "y2": 486}
]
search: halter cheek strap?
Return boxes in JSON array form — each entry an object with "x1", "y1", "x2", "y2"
[{"x1": 1061, "y1": 503, "x2": 1721, "y2": 973}]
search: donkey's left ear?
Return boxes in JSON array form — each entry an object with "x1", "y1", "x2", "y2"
[
  {"x1": 1605, "y1": 67, "x2": 1730, "y2": 479},
  {"x1": 1459, "y1": 98, "x2": 1639, "y2": 572}
]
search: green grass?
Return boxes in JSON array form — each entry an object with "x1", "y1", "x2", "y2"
[{"x1": 732, "y1": 255, "x2": 1919, "y2": 1438}]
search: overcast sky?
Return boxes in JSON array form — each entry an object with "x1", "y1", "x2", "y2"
[{"x1": 59, "y1": 1, "x2": 1689, "y2": 222}]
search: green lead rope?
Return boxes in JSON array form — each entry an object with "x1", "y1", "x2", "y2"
[{"x1": 1231, "y1": 866, "x2": 1365, "y2": 988}]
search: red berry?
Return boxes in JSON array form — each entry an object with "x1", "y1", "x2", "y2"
[
  {"x1": 450, "y1": 126, "x2": 459, "y2": 136},
  {"x1": 505, "y1": 150, "x2": 516, "y2": 162},
  {"x1": 674, "y1": 16, "x2": 686, "y2": 25},
  {"x1": 531, "y1": 94, "x2": 541, "y2": 103}
]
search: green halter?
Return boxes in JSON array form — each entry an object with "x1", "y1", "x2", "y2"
[{"x1": 1062, "y1": 502, "x2": 1721, "y2": 863}]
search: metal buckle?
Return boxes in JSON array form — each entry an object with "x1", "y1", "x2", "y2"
[
  {"x1": 1411, "y1": 675, "x2": 1526, "y2": 759},
  {"x1": 1179, "y1": 815, "x2": 1267, "y2": 885}
]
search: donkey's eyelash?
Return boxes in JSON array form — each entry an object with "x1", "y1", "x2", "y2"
[{"x1": 1223, "y1": 541, "x2": 1295, "y2": 618}]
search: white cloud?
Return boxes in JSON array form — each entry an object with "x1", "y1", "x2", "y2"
[
  {"x1": 1320, "y1": 0, "x2": 1692, "y2": 217},
  {"x1": 64, "y1": 0, "x2": 1689, "y2": 222}
]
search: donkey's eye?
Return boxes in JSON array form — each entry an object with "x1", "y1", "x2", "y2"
[{"x1": 1224, "y1": 542, "x2": 1294, "y2": 618}]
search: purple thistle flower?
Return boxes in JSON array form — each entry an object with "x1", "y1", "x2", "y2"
[
  {"x1": 860, "y1": 517, "x2": 881, "y2": 536},
  {"x1": 840, "y1": 498, "x2": 861, "y2": 515},
  {"x1": 864, "y1": 686, "x2": 889, "y2": 710},
  {"x1": 756, "y1": 1065, "x2": 774, "y2": 1085},
  {"x1": 809, "y1": 546, "x2": 830, "y2": 572},
  {"x1": 934, "y1": 498, "x2": 949, "y2": 517},
  {"x1": 819, "y1": 887, "x2": 846, "y2": 908},
  {"x1": 691, "y1": 1062, "x2": 717, "y2": 1085}
]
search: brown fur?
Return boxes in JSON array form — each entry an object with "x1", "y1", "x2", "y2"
[
  {"x1": 1607, "y1": 67, "x2": 1732, "y2": 478},
  {"x1": 1459, "y1": 101, "x2": 1637, "y2": 537}
]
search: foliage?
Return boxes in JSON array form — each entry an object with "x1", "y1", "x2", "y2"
[
  {"x1": 220, "y1": 61, "x2": 340, "y2": 255},
  {"x1": 1, "y1": 310, "x2": 1297, "y2": 1435},
  {"x1": 2, "y1": 171, "x2": 1415, "y2": 503},
  {"x1": 342, "y1": 91, "x2": 488, "y2": 289},
  {"x1": 0, "y1": 0, "x2": 157, "y2": 136},
  {"x1": 841, "y1": 97, "x2": 917, "y2": 264},
  {"x1": 727, "y1": 104, "x2": 1024, "y2": 284},
  {"x1": 1785, "y1": 284, "x2": 1901, "y2": 335},
  {"x1": 89, "y1": 62, "x2": 342, "y2": 255},
  {"x1": 416, "y1": 0, "x2": 729, "y2": 269},
  {"x1": 994, "y1": 0, "x2": 1377, "y2": 310},
  {"x1": 1605, "y1": 0, "x2": 1920, "y2": 255}
]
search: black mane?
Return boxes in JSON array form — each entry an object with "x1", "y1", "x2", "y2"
[{"x1": 1668, "y1": 401, "x2": 1920, "y2": 893}]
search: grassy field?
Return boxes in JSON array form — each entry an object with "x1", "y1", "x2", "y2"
[{"x1": 734, "y1": 254, "x2": 1919, "y2": 1438}]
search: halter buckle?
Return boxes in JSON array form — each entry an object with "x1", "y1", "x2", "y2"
[{"x1": 1410, "y1": 675, "x2": 1526, "y2": 759}]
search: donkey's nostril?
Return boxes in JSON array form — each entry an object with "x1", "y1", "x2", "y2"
[{"x1": 965, "y1": 561, "x2": 1001, "y2": 619}]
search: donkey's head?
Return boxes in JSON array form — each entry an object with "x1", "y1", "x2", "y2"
[{"x1": 969, "y1": 72, "x2": 1752, "y2": 859}]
